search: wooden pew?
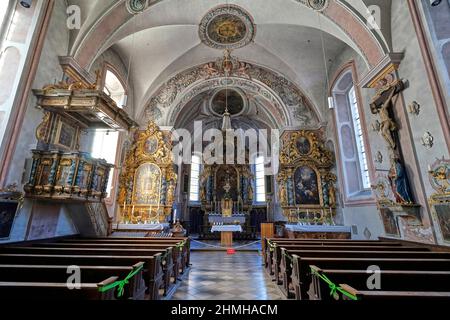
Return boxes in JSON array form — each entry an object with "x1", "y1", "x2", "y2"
[
  {"x1": 33, "y1": 242, "x2": 185, "y2": 282},
  {"x1": 264, "y1": 238, "x2": 404, "y2": 275},
  {"x1": 309, "y1": 265, "x2": 450, "y2": 301},
  {"x1": 282, "y1": 248, "x2": 450, "y2": 298},
  {"x1": 0, "y1": 262, "x2": 146, "y2": 300},
  {"x1": 0, "y1": 246, "x2": 174, "y2": 297},
  {"x1": 290, "y1": 255, "x2": 450, "y2": 300},
  {"x1": 0, "y1": 254, "x2": 164, "y2": 300},
  {"x1": 339, "y1": 284, "x2": 450, "y2": 301},
  {"x1": 267, "y1": 243, "x2": 427, "y2": 285},
  {"x1": 62, "y1": 237, "x2": 191, "y2": 269},
  {"x1": 0, "y1": 276, "x2": 119, "y2": 300}
]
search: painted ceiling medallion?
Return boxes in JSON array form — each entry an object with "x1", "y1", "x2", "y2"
[{"x1": 199, "y1": 5, "x2": 256, "y2": 50}]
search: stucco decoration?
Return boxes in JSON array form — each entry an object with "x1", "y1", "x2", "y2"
[
  {"x1": 293, "y1": 0, "x2": 329, "y2": 11},
  {"x1": 199, "y1": 5, "x2": 256, "y2": 50},
  {"x1": 126, "y1": 0, "x2": 148, "y2": 14},
  {"x1": 144, "y1": 55, "x2": 319, "y2": 127}
]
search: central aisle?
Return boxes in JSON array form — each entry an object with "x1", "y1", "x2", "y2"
[{"x1": 171, "y1": 251, "x2": 285, "y2": 300}]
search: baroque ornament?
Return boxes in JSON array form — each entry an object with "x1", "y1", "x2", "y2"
[
  {"x1": 126, "y1": 0, "x2": 148, "y2": 14},
  {"x1": 199, "y1": 5, "x2": 256, "y2": 50},
  {"x1": 293, "y1": 0, "x2": 329, "y2": 11},
  {"x1": 145, "y1": 52, "x2": 318, "y2": 126}
]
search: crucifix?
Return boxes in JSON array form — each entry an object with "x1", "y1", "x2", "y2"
[{"x1": 369, "y1": 79, "x2": 406, "y2": 151}]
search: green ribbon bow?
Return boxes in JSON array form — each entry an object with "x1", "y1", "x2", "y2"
[
  {"x1": 176, "y1": 240, "x2": 186, "y2": 252},
  {"x1": 267, "y1": 240, "x2": 276, "y2": 252},
  {"x1": 98, "y1": 264, "x2": 144, "y2": 298},
  {"x1": 309, "y1": 266, "x2": 358, "y2": 301}
]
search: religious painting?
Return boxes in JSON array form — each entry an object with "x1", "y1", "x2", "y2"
[
  {"x1": 38, "y1": 162, "x2": 52, "y2": 185},
  {"x1": 133, "y1": 163, "x2": 161, "y2": 205},
  {"x1": 207, "y1": 14, "x2": 247, "y2": 45},
  {"x1": 215, "y1": 166, "x2": 238, "y2": 201},
  {"x1": 294, "y1": 166, "x2": 320, "y2": 205},
  {"x1": 296, "y1": 136, "x2": 311, "y2": 155},
  {"x1": 211, "y1": 89, "x2": 244, "y2": 116},
  {"x1": 78, "y1": 164, "x2": 92, "y2": 189},
  {"x1": 0, "y1": 201, "x2": 19, "y2": 239},
  {"x1": 145, "y1": 137, "x2": 159, "y2": 155},
  {"x1": 434, "y1": 204, "x2": 450, "y2": 242},
  {"x1": 380, "y1": 208, "x2": 400, "y2": 237},
  {"x1": 55, "y1": 120, "x2": 77, "y2": 149}
]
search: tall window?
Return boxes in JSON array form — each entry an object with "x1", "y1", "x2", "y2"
[
  {"x1": 103, "y1": 70, "x2": 126, "y2": 107},
  {"x1": 91, "y1": 69, "x2": 126, "y2": 197},
  {"x1": 348, "y1": 86, "x2": 370, "y2": 189},
  {"x1": 189, "y1": 155, "x2": 201, "y2": 202},
  {"x1": 255, "y1": 156, "x2": 266, "y2": 202},
  {"x1": 332, "y1": 70, "x2": 372, "y2": 199}
]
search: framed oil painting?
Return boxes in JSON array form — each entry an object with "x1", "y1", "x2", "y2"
[
  {"x1": 54, "y1": 118, "x2": 77, "y2": 150},
  {"x1": 133, "y1": 163, "x2": 161, "y2": 205},
  {"x1": 380, "y1": 208, "x2": 400, "y2": 237},
  {"x1": 294, "y1": 165, "x2": 320, "y2": 205},
  {"x1": 433, "y1": 204, "x2": 450, "y2": 243},
  {"x1": 0, "y1": 201, "x2": 20, "y2": 239},
  {"x1": 296, "y1": 136, "x2": 311, "y2": 155}
]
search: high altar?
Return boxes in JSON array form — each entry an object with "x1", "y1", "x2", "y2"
[
  {"x1": 117, "y1": 122, "x2": 177, "y2": 224},
  {"x1": 199, "y1": 161, "x2": 254, "y2": 240}
]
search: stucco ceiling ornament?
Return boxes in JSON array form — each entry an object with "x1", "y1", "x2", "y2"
[
  {"x1": 199, "y1": 5, "x2": 256, "y2": 50},
  {"x1": 126, "y1": 0, "x2": 148, "y2": 14},
  {"x1": 145, "y1": 53, "x2": 319, "y2": 126},
  {"x1": 292, "y1": 0, "x2": 329, "y2": 11}
]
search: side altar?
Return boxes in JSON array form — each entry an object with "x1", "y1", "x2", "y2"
[
  {"x1": 117, "y1": 122, "x2": 177, "y2": 225},
  {"x1": 277, "y1": 129, "x2": 337, "y2": 224}
]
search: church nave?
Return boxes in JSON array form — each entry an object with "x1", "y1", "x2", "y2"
[{"x1": 171, "y1": 251, "x2": 284, "y2": 301}]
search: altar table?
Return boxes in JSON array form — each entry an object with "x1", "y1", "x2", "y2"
[{"x1": 211, "y1": 225, "x2": 243, "y2": 247}]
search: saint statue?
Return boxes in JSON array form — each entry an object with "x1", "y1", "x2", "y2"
[
  {"x1": 388, "y1": 157, "x2": 414, "y2": 204},
  {"x1": 166, "y1": 181, "x2": 175, "y2": 205},
  {"x1": 370, "y1": 80, "x2": 405, "y2": 151},
  {"x1": 328, "y1": 183, "x2": 336, "y2": 207},
  {"x1": 279, "y1": 183, "x2": 287, "y2": 205},
  {"x1": 247, "y1": 183, "x2": 254, "y2": 202}
]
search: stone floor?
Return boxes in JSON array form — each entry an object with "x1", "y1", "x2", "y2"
[{"x1": 171, "y1": 251, "x2": 285, "y2": 300}]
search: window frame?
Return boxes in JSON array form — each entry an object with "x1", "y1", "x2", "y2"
[
  {"x1": 189, "y1": 154, "x2": 202, "y2": 203},
  {"x1": 254, "y1": 155, "x2": 266, "y2": 203},
  {"x1": 92, "y1": 66, "x2": 127, "y2": 203},
  {"x1": 330, "y1": 62, "x2": 375, "y2": 206}
]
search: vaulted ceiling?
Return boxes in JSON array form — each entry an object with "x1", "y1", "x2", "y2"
[{"x1": 66, "y1": 0, "x2": 393, "y2": 126}]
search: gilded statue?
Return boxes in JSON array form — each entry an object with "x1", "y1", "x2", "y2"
[
  {"x1": 328, "y1": 183, "x2": 336, "y2": 207},
  {"x1": 166, "y1": 181, "x2": 175, "y2": 205},
  {"x1": 279, "y1": 183, "x2": 287, "y2": 205}
]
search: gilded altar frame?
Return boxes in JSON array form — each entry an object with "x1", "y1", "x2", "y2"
[
  {"x1": 277, "y1": 130, "x2": 337, "y2": 223},
  {"x1": 118, "y1": 121, "x2": 177, "y2": 223}
]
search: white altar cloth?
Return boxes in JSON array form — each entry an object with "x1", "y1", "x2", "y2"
[
  {"x1": 284, "y1": 225, "x2": 352, "y2": 233},
  {"x1": 211, "y1": 225, "x2": 243, "y2": 233}
]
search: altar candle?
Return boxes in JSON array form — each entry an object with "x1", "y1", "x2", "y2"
[
  {"x1": 428, "y1": 164, "x2": 432, "y2": 172},
  {"x1": 132, "y1": 205, "x2": 135, "y2": 215}
]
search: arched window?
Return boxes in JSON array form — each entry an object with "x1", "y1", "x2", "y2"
[
  {"x1": 255, "y1": 155, "x2": 266, "y2": 202},
  {"x1": 332, "y1": 69, "x2": 371, "y2": 199},
  {"x1": 189, "y1": 154, "x2": 201, "y2": 202},
  {"x1": 103, "y1": 69, "x2": 126, "y2": 107},
  {"x1": 91, "y1": 68, "x2": 126, "y2": 197}
]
